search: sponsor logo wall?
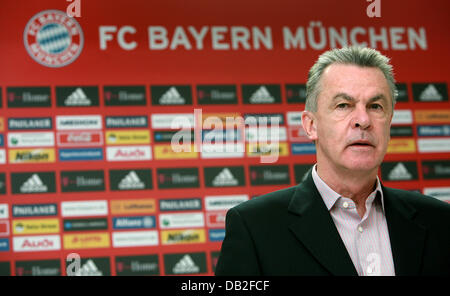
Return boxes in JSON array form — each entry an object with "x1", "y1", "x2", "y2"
[{"x1": 0, "y1": 0, "x2": 449, "y2": 276}]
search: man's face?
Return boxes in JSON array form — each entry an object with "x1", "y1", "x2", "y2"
[{"x1": 303, "y1": 64, "x2": 393, "y2": 173}]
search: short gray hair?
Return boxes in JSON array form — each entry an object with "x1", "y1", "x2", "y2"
[{"x1": 305, "y1": 46, "x2": 397, "y2": 112}]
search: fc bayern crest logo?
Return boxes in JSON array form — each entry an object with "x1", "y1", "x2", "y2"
[{"x1": 24, "y1": 10, "x2": 84, "y2": 68}]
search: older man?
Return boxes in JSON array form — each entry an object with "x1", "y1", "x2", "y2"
[{"x1": 215, "y1": 47, "x2": 450, "y2": 276}]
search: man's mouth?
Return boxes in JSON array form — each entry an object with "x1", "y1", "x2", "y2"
[{"x1": 347, "y1": 140, "x2": 374, "y2": 148}]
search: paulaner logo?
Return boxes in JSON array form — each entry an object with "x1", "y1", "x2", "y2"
[{"x1": 24, "y1": 10, "x2": 84, "y2": 67}]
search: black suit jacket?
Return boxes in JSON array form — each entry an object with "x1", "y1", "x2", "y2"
[{"x1": 215, "y1": 171, "x2": 450, "y2": 275}]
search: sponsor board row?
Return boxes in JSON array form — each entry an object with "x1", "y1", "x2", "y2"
[
  {"x1": 1, "y1": 83, "x2": 448, "y2": 108},
  {"x1": 4, "y1": 128, "x2": 289, "y2": 147},
  {"x1": 2, "y1": 158, "x2": 450, "y2": 194},
  {"x1": 0, "y1": 215, "x2": 225, "y2": 235},
  {"x1": 1, "y1": 182, "x2": 448, "y2": 218},
  {"x1": 0, "y1": 228, "x2": 224, "y2": 252},
  {"x1": 1, "y1": 138, "x2": 449, "y2": 164},
  {"x1": 4, "y1": 126, "x2": 450, "y2": 146},
  {"x1": 3, "y1": 114, "x2": 286, "y2": 130},
  {"x1": 6, "y1": 130, "x2": 151, "y2": 146},
  {"x1": 295, "y1": 161, "x2": 450, "y2": 183},
  {"x1": 2, "y1": 109, "x2": 450, "y2": 132},
  {"x1": 1, "y1": 195, "x2": 247, "y2": 218},
  {"x1": 2, "y1": 143, "x2": 289, "y2": 163},
  {"x1": 0, "y1": 165, "x2": 293, "y2": 194},
  {"x1": 0, "y1": 251, "x2": 220, "y2": 276},
  {"x1": 1, "y1": 211, "x2": 227, "y2": 235}
]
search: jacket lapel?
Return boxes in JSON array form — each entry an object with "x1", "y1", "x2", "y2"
[
  {"x1": 287, "y1": 172, "x2": 357, "y2": 275},
  {"x1": 382, "y1": 186, "x2": 427, "y2": 275}
]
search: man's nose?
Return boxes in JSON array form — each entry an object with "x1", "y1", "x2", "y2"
[{"x1": 351, "y1": 105, "x2": 371, "y2": 129}]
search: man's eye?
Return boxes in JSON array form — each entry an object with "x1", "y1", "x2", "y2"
[
  {"x1": 370, "y1": 104, "x2": 383, "y2": 110},
  {"x1": 336, "y1": 103, "x2": 349, "y2": 109}
]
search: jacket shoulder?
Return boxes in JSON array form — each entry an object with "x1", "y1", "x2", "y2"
[
  {"x1": 384, "y1": 187, "x2": 450, "y2": 216},
  {"x1": 232, "y1": 185, "x2": 297, "y2": 215}
]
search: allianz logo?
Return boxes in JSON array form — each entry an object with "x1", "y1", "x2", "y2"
[{"x1": 114, "y1": 216, "x2": 154, "y2": 228}]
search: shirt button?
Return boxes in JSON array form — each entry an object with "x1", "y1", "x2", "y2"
[
  {"x1": 343, "y1": 202, "x2": 349, "y2": 208},
  {"x1": 358, "y1": 226, "x2": 364, "y2": 233}
]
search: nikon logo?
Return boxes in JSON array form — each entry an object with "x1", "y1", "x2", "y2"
[
  {"x1": 162, "y1": 229, "x2": 205, "y2": 244},
  {"x1": 15, "y1": 152, "x2": 48, "y2": 161},
  {"x1": 9, "y1": 149, "x2": 55, "y2": 163}
]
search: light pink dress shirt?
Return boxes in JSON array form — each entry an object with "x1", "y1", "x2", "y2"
[{"x1": 311, "y1": 164, "x2": 396, "y2": 276}]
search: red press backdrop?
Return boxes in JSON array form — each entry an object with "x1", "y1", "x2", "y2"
[{"x1": 0, "y1": 0, "x2": 449, "y2": 276}]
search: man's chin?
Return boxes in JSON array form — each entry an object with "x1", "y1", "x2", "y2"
[{"x1": 341, "y1": 159, "x2": 380, "y2": 173}]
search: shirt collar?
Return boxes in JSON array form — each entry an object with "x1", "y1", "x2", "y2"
[{"x1": 311, "y1": 164, "x2": 385, "y2": 212}]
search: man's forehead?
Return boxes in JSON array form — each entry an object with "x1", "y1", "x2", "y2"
[
  {"x1": 320, "y1": 64, "x2": 391, "y2": 94},
  {"x1": 332, "y1": 92, "x2": 389, "y2": 105},
  {"x1": 322, "y1": 63, "x2": 386, "y2": 80}
]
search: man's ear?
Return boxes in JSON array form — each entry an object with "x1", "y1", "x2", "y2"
[{"x1": 301, "y1": 111, "x2": 318, "y2": 141}]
